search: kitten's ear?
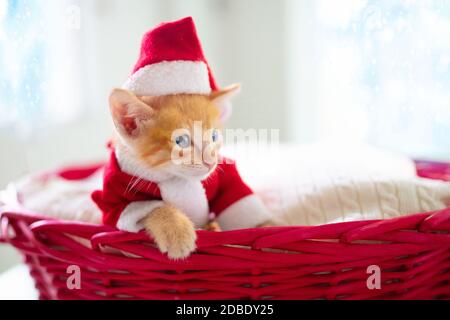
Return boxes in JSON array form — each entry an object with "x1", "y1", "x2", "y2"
[
  {"x1": 109, "y1": 88, "x2": 154, "y2": 138},
  {"x1": 209, "y1": 84, "x2": 241, "y2": 121},
  {"x1": 209, "y1": 84, "x2": 241, "y2": 104}
]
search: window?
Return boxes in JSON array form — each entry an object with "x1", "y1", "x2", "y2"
[
  {"x1": 289, "y1": 0, "x2": 450, "y2": 159},
  {"x1": 0, "y1": 0, "x2": 82, "y2": 134}
]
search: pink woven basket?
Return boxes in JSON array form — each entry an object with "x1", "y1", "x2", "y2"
[{"x1": 1, "y1": 161, "x2": 449, "y2": 300}]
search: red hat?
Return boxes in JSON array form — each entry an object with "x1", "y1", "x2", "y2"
[{"x1": 123, "y1": 17, "x2": 219, "y2": 96}]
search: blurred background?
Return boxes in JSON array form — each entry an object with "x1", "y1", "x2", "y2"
[{"x1": 0, "y1": 0, "x2": 449, "y2": 271}]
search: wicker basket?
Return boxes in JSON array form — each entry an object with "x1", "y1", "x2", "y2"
[{"x1": 1, "y1": 161, "x2": 449, "y2": 300}]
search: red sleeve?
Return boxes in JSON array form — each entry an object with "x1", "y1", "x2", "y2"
[
  {"x1": 91, "y1": 169, "x2": 131, "y2": 227},
  {"x1": 209, "y1": 159, "x2": 254, "y2": 216},
  {"x1": 91, "y1": 152, "x2": 161, "y2": 227}
]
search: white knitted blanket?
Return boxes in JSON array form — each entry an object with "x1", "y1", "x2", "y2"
[
  {"x1": 224, "y1": 143, "x2": 450, "y2": 225},
  {"x1": 258, "y1": 177, "x2": 450, "y2": 226}
]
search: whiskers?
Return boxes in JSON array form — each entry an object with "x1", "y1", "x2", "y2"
[{"x1": 125, "y1": 175, "x2": 144, "y2": 195}]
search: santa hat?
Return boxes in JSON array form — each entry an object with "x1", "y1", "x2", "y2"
[{"x1": 123, "y1": 17, "x2": 219, "y2": 97}]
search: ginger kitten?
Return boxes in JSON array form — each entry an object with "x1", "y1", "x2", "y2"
[{"x1": 95, "y1": 85, "x2": 259, "y2": 259}]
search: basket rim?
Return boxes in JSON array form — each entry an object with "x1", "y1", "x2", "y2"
[{"x1": 2, "y1": 206, "x2": 449, "y2": 247}]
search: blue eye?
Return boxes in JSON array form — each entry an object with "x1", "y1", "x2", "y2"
[
  {"x1": 212, "y1": 129, "x2": 219, "y2": 143},
  {"x1": 175, "y1": 134, "x2": 191, "y2": 148}
]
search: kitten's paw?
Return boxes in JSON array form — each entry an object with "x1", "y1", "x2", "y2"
[{"x1": 142, "y1": 205, "x2": 197, "y2": 260}]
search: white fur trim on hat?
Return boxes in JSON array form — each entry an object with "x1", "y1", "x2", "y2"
[
  {"x1": 117, "y1": 200, "x2": 165, "y2": 233},
  {"x1": 217, "y1": 195, "x2": 272, "y2": 231},
  {"x1": 123, "y1": 61, "x2": 211, "y2": 96}
]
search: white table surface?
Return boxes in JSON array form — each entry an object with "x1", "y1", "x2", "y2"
[{"x1": 0, "y1": 265, "x2": 38, "y2": 300}]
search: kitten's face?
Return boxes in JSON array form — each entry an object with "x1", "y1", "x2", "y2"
[{"x1": 109, "y1": 86, "x2": 239, "y2": 180}]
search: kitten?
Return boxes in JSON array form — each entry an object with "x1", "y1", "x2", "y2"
[{"x1": 93, "y1": 85, "x2": 272, "y2": 259}]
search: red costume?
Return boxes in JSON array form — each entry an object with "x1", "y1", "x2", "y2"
[{"x1": 92, "y1": 152, "x2": 256, "y2": 230}]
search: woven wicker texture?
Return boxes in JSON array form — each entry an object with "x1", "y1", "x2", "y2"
[{"x1": 1, "y1": 161, "x2": 449, "y2": 300}]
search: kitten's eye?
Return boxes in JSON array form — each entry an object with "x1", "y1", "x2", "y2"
[
  {"x1": 212, "y1": 129, "x2": 220, "y2": 143},
  {"x1": 175, "y1": 134, "x2": 191, "y2": 149}
]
